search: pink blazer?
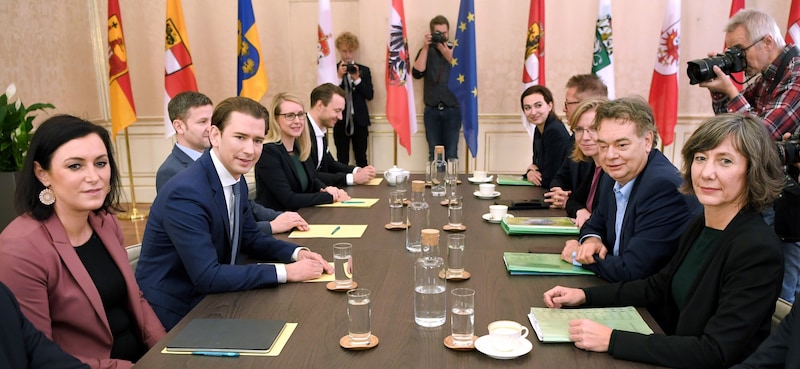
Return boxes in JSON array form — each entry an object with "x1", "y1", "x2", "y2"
[{"x1": 0, "y1": 212, "x2": 166, "y2": 369}]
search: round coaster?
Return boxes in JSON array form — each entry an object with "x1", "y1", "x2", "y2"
[
  {"x1": 340, "y1": 335, "x2": 379, "y2": 350},
  {"x1": 440, "y1": 200, "x2": 449, "y2": 206},
  {"x1": 326, "y1": 281, "x2": 357, "y2": 291},
  {"x1": 444, "y1": 335, "x2": 478, "y2": 351},
  {"x1": 439, "y1": 270, "x2": 471, "y2": 281},
  {"x1": 443, "y1": 224, "x2": 467, "y2": 232},
  {"x1": 385, "y1": 223, "x2": 408, "y2": 230},
  {"x1": 456, "y1": 179, "x2": 462, "y2": 185}
]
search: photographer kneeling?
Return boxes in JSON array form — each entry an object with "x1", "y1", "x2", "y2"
[{"x1": 692, "y1": 9, "x2": 800, "y2": 303}]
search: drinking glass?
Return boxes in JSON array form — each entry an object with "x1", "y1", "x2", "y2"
[
  {"x1": 447, "y1": 233, "x2": 465, "y2": 277},
  {"x1": 450, "y1": 288, "x2": 475, "y2": 346},
  {"x1": 333, "y1": 243, "x2": 353, "y2": 288},
  {"x1": 389, "y1": 191, "x2": 406, "y2": 226},
  {"x1": 347, "y1": 288, "x2": 372, "y2": 344},
  {"x1": 447, "y1": 196, "x2": 463, "y2": 227}
]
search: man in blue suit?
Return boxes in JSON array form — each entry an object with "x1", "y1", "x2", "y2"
[
  {"x1": 156, "y1": 91, "x2": 307, "y2": 235},
  {"x1": 560, "y1": 97, "x2": 700, "y2": 282},
  {"x1": 137, "y1": 97, "x2": 333, "y2": 329}
]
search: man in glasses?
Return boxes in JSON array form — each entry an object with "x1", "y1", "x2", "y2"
[{"x1": 699, "y1": 9, "x2": 800, "y2": 304}]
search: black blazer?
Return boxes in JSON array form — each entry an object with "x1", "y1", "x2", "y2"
[
  {"x1": 307, "y1": 119, "x2": 357, "y2": 187},
  {"x1": 337, "y1": 62, "x2": 374, "y2": 127},
  {"x1": 584, "y1": 210, "x2": 783, "y2": 368},
  {"x1": 532, "y1": 114, "x2": 570, "y2": 188},
  {"x1": 564, "y1": 161, "x2": 606, "y2": 218},
  {"x1": 732, "y1": 301, "x2": 800, "y2": 369},
  {"x1": 550, "y1": 135, "x2": 594, "y2": 191},
  {"x1": 0, "y1": 282, "x2": 88, "y2": 369},
  {"x1": 255, "y1": 142, "x2": 333, "y2": 211}
]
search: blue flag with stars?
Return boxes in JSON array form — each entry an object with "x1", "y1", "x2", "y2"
[{"x1": 448, "y1": 0, "x2": 478, "y2": 157}]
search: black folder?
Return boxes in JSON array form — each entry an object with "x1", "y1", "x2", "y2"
[{"x1": 166, "y1": 319, "x2": 286, "y2": 354}]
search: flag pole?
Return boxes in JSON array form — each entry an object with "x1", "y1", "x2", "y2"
[
  {"x1": 117, "y1": 127, "x2": 147, "y2": 221},
  {"x1": 393, "y1": 132, "x2": 398, "y2": 165},
  {"x1": 464, "y1": 146, "x2": 469, "y2": 175}
]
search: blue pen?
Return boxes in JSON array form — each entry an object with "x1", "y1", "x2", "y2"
[
  {"x1": 331, "y1": 226, "x2": 341, "y2": 235},
  {"x1": 342, "y1": 200, "x2": 365, "y2": 204},
  {"x1": 191, "y1": 351, "x2": 240, "y2": 357}
]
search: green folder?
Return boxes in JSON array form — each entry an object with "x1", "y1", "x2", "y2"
[
  {"x1": 528, "y1": 306, "x2": 653, "y2": 342},
  {"x1": 501, "y1": 216, "x2": 580, "y2": 235},
  {"x1": 503, "y1": 252, "x2": 595, "y2": 276},
  {"x1": 496, "y1": 174, "x2": 536, "y2": 186}
]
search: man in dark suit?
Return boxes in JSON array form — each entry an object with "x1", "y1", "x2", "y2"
[
  {"x1": 307, "y1": 83, "x2": 376, "y2": 187},
  {"x1": 732, "y1": 301, "x2": 800, "y2": 368},
  {"x1": 333, "y1": 32, "x2": 374, "y2": 167},
  {"x1": 561, "y1": 97, "x2": 700, "y2": 282},
  {"x1": 156, "y1": 91, "x2": 307, "y2": 235},
  {"x1": 137, "y1": 97, "x2": 333, "y2": 329}
]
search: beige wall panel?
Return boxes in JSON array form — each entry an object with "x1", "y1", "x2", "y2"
[{"x1": 485, "y1": 131, "x2": 531, "y2": 174}]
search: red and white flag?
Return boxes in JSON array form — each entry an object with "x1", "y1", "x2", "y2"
[
  {"x1": 727, "y1": 0, "x2": 745, "y2": 91},
  {"x1": 164, "y1": 0, "x2": 198, "y2": 137},
  {"x1": 385, "y1": 0, "x2": 417, "y2": 155},
  {"x1": 648, "y1": 0, "x2": 680, "y2": 147},
  {"x1": 317, "y1": 0, "x2": 338, "y2": 85},
  {"x1": 521, "y1": 0, "x2": 545, "y2": 138},
  {"x1": 786, "y1": 0, "x2": 800, "y2": 45}
]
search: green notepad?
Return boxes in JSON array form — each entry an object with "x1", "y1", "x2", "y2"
[
  {"x1": 528, "y1": 306, "x2": 653, "y2": 342},
  {"x1": 166, "y1": 319, "x2": 286, "y2": 354},
  {"x1": 496, "y1": 174, "x2": 536, "y2": 186},
  {"x1": 501, "y1": 216, "x2": 580, "y2": 235},
  {"x1": 503, "y1": 252, "x2": 594, "y2": 276}
]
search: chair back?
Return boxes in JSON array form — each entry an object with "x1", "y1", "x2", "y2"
[
  {"x1": 773, "y1": 298, "x2": 792, "y2": 331},
  {"x1": 126, "y1": 243, "x2": 142, "y2": 274}
]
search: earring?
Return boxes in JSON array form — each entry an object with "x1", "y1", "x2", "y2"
[{"x1": 39, "y1": 187, "x2": 55, "y2": 205}]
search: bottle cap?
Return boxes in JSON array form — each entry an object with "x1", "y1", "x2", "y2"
[
  {"x1": 421, "y1": 229, "x2": 440, "y2": 245},
  {"x1": 412, "y1": 180, "x2": 425, "y2": 192},
  {"x1": 434, "y1": 146, "x2": 445, "y2": 154}
]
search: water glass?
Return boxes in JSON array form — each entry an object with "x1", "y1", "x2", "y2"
[
  {"x1": 447, "y1": 158, "x2": 458, "y2": 179},
  {"x1": 389, "y1": 191, "x2": 406, "y2": 226},
  {"x1": 447, "y1": 233, "x2": 465, "y2": 277},
  {"x1": 447, "y1": 196, "x2": 463, "y2": 227},
  {"x1": 450, "y1": 288, "x2": 475, "y2": 346},
  {"x1": 395, "y1": 172, "x2": 410, "y2": 201},
  {"x1": 347, "y1": 288, "x2": 372, "y2": 344},
  {"x1": 333, "y1": 243, "x2": 353, "y2": 288}
]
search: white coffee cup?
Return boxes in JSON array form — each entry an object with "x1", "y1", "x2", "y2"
[
  {"x1": 488, "y1": 205, "x2": 508, "y2": 220},
  {"x1": 473, "y1": 170, "x2": 487, "y2": 180},
  {"x1": 488, "y1": 320, "x2": 529, "y2": 352},
  {"x1": 479, "y1": 183, "x2": 495, "y2": 196}
]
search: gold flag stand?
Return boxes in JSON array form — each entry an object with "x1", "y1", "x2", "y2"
[{"x1": 117, "y1": 127, "x2": 147, "y2": 220}]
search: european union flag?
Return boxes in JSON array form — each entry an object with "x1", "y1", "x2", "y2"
[
  {"x1": 237, "y1": 0, "x2": 268, "y2": 101},
  {"x1": 448, "y1": 0, "x2": 478, "y2": 158}
]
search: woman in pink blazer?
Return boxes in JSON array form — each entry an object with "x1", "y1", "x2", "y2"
[{"x1": 0, "y1": 115, "x2": 165, "y2": 369}]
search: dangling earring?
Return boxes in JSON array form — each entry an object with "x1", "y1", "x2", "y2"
[{"x1": 39, "y1": 187, "x2": 55, "y2": 205}]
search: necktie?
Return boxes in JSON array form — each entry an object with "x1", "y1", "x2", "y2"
[
  {"x1": 344, "y1": 77, "x2": 355, "y2": 136},
  {"x1": 229, "y1": 182, "x2": 241, "y2": 265},
  {"x1": 585, "y1": 166, "x2": 603, "y2": 212}
]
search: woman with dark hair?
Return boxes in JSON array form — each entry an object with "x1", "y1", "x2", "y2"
[
  {"x1": 521, "y1": 85, "x2": 570, "y2": 188},
  {"x1": 0, "y1": 115, "x2": 165, "y2": 369},
  {"x1": 543, "y1": 114, "x2": 785, "y2": 368}
]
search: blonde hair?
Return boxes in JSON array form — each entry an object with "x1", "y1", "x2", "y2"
[
  {"x1": 569, "y1": 98, "x2": 607, "y2": 162},
  {"x1": 267, "y1": 92, "x2": 311, "y2": 161}
]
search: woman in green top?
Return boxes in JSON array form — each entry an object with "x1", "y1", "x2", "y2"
[
  {"x1": 542, "y1": 114, "x2": 785, "y2": 368},
  {"x1": 254, "y1": 92, "x2": 349, "y2": 211}
]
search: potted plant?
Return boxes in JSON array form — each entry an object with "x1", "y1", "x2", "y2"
[{"x1": 0, "y1": 83, "x2": 54, "y2": 230}]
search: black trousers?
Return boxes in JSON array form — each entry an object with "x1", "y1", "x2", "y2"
[{"x1": 333, "y1": 123, "x2": 369, "y2": 167}]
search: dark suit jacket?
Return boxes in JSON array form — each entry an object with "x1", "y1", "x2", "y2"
[
  {"x1": 732, "y1": 301, "x2": 800, "y2": 369},
  {"x1": 532, "y1": 114, "x2": 570, "y2": 188},
  {"x1": 0, "y1": 213, "x2": 165, "y2": 369},
  {"x1": 255, "y1": 142, "x2": 333, "y2": 211},
  {"x1": 584, "y1": 211, "x2": 783, "y2": 368},
  {"x1": 580, "y1": 149, "x2": 702, "y2": 282},
  {"x1": 337, "y1": 63, "x2": 374, "y2": 127},
  {"x1": 0, "y1": 281, "x2": 89, "y2": 369},
  {"x1": 549, "y1": 136, "x2": 594, "y2": 191},
  {"x1": 564, "y1": 161, "x2": 605, "y2": 218},
  {"x1": 136, "y1": 151, "x2": 299, "y2": 330},
  {"x1": 156, "y1": 145, "x2": 281, "y2": 234},
  {"x1": 307, "y1": 119, "x2": 357, "y2": 187}
]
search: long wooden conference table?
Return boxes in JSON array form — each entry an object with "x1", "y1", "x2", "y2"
[{"x1": 134, "y1": 175, "x2": 667, "y2": 368}]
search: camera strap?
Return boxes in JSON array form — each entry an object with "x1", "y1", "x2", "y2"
[{"x1": 767, "y1": 46, "x2": 800, "y2": 96}]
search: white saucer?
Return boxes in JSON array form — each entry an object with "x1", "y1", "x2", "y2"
[
  {"x1": 468, "y1": 175, "x2": 494, "y2": 184},
  {"x1": 474, "y1": 335, "x2": 532, "y2": 360},
  {"x1": 474, "y1": 191, "x2": 501, "y2": 199},
  {"x1": 482, "y1": 213, "x2": 514, "y2": 223}
]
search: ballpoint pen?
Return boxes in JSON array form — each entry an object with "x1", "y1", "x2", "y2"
[
  {"x1": 191, "y1": 351, "x2": 240, "y2": 357},
  {"x1": 342, "y1": 201, "x2": 365, "y2": 204},
  {"x1": 331, "y1": 226, "x2": 341, "y2": 235}
]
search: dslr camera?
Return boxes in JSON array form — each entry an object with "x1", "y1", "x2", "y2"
[
  {"x1": 345, "y1": 62, "x2": 358, "y2": 73},
  {"x1": 687, "y1": 47, "x2": 746, "y2": 85},
  {"x1": 431, "y1": 31, "x2": 447, "y2": 44},
  {"x1": 776, "y1": 134, "x2": 800, "y2": 165}
]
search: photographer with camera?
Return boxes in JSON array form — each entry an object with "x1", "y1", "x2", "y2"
[
  {"x1": 693, "y1": 9, "x2": 800, "y2": 303},
  {"x1": 412, "y1": 15, "x2": 461, "y2": 161},
  {"x1": 333, "y1": 32, "x2": 374, "y2": 168}
]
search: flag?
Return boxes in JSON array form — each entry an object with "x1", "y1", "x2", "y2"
[
  {"x1": 786, "y1": 0, "x2": 800, "y2": 44},
  {"x1": 648, "y1": 0, "x2": 680, "y2": 147},
  {"x1": 317, "y1": 0, "x2": 338, "y2": 85},
  {"x1": 108, "y1": 0, "x2": 136, "y2": 139},
  {"x1": 237, "y1": 0, "x2": 268, "y2": 101},
  {"x1": 592, "y1": 0, "x2": 615, "y2": 99},
  {"x1": 521, "y1": 0, "x2": 544, "y2": 139},
  {"x1": 448, "y1": 0, "x2": 479, "y2": 158},
  {"x1": 164, "y1": 0, "x2": 198, "y2": 137},
  {"x1": 385, "y1": 0, "x2": 417, "y2": 155},
  {"x1": 727, "y1": 0, "x2": 745, "y2": 91}
]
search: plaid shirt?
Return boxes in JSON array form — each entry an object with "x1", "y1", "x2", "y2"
[{"x1": 712, "y1": 45, "x2": 800, "y2": 139}]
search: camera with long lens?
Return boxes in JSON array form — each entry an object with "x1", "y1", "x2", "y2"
[
  {"x1": 776, "y1": 134, "x2": 800, "y2": 165},
  {"x1": 431, "y1": 31, "x2": 447, "y2": 44},
  {"x1": 686, "y1": 47, "x2": 746, "y2": 85}
]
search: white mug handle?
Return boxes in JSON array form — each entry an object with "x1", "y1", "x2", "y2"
[{"x1": 519, "y1": 327, "x2": 529, "y2": 339}]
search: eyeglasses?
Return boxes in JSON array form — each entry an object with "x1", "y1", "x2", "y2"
[
  {"x1": 572, "y1": 127, "x2": 597, "y2": 137},
  {"x1": 741, "y1": 36, "x2": 766, "y2": 53},
  {"x1": 564, "y1": 100, "x2": 581, "y2": 110},
  {"x1": 279, "y1": 112, "x2": 306, "y2": 121}
]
